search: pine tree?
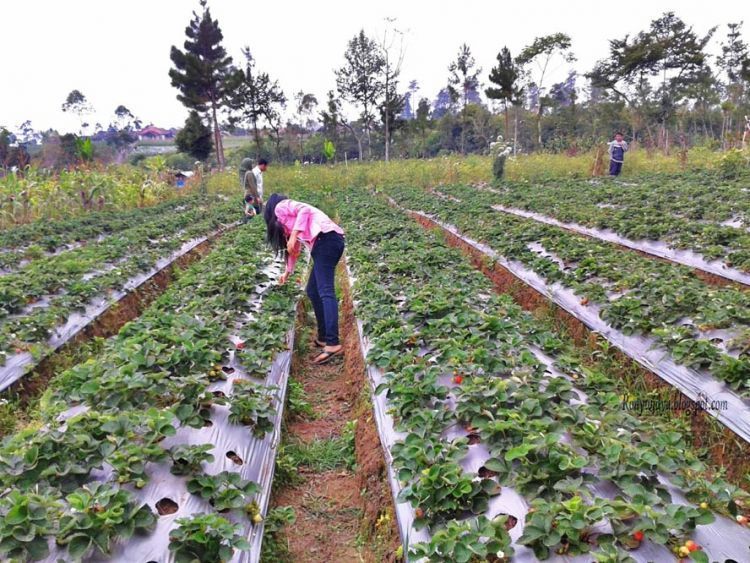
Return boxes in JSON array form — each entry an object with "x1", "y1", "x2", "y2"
[
  {"x1": 169, "y1": 0, "x2": 233, "y2": 168},
  {"x1": 486, "y1": 47, "x2": 524, "y2": 143}
]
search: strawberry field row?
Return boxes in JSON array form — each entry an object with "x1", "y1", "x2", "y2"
[
  {"x1": 340, "y1": 188, "x2": 750, "y2": 562},
  {"x1": 0, "y1": 196, "x2": 237, "y2": 375},
  {"x1": 387, "y1": 184, "x2": 750, "y2": 396},
  {"x1": 0, "y1": 197, "x2": 201, "y2": 269},
  {"x1": 483, "y1": 173, "x2": 750, "y2": 272},
  {"x1": 0, "y1": 219, "x2": 300, "y2": 562}
]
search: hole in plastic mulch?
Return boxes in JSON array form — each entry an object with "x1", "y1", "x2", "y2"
[
  {"x1": 203, "y1": 418, "x2": 214, "y2": 428},
  {"x1": 226, "y1": 451, "x2": 244, "y2": 465},
  {"x1": 212, "y1": 390, "x2": 226, "y2": 399},
  {"x1": 155, "y1": 497, "x2": 179, "y2": 516},
  {"x1": 478, "y1": 465, "x2": 499, "y2": 479},
  {"x1": 501, "y1": 514, "x2": 519, "y2": 530},
  {"x1": 221, "y1": 366, "x2": 235, "y2": 374},
  {"x1": 466, "y1": 433, "x2": 481, "y2": 445}
]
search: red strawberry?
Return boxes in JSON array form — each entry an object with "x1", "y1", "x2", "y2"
[
  {"x1": 453, "y1": 375, "x2": 463, "y2": 385},
  {"x1": 236, "y1": 341, "x2": 245, "y2": 350},
  {"x1": 633, "y1": 530, "x2": 644, "y2": 542}
]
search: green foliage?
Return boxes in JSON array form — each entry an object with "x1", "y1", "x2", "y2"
[
  {"x1": 410, "y1": 515, "x2": 514, "y2": 562},
  {"x1": 0, "y1": 490, "x2": 60, "y2": 561},
  {"x1": 168, "y1": 513, "x2": 250, "y2": 563},
  {"x1": 323, "y1": 139, "x2": 336, "y2": 162},
  {"x1": 228, "y1": 380, "x2": 277, "y2": 436},
  {"x1": 260, "y1": 506, "x2": 296, "y2": 563},
  {"x1": 286, "y1": 379, "x2": 315, "y2": 419},
  {"x1": 169, "y1": 444, "x2": 216, "y2": 476},
  {"x1": 57, "y1": 483, "x2": 156, "y2": 560},
  {"x1": 175, "y1": 111, "x2": 213, "y2": 161},
  {"x1": 718, "y1": 148, "x2": 749, "y2": 179},
  {"x1": 187, "y1": 471, "x2": 260, "y2": 511},
  {"x1": 281, "y1": 420, "x2": 356, "y2": 472}
]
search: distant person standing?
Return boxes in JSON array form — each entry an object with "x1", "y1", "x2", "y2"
[
  {"x1": 240, "y1": 158, "x2": 268, "y2": 220},
  {"x1": 608, "y1": 133, "x2": 628, "y2": 177}
]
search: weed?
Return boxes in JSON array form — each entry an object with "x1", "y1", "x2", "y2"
[
  {"x1": 286, "y1": 379, "x2": 315, "y2": 420},
  {"x1": 283, "y1": 420, "x2": 357, "y2": 472},
  {"x1": 260, "y1": 506, "x2": 296, "y2": 563}
]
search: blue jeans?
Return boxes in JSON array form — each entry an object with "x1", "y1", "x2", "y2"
[
  {"x1": 306, "y1": 231, "x2": 345, "y2": 346},
  {"x1": 609, "y1": 160, "x2": 623, "y2": 176}
]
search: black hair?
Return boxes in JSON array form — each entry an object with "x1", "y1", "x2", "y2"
[
  {"x1": 258, "y1": 158, "x2": 269, "y2": 166},
  {"x1": 614, "y1": 131, "x2": 624, "y2": 136},
  {"x1": 264, "y1": 193, "x2": 289, "y2": 256}
]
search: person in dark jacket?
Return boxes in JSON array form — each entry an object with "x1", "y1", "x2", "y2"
[{"x1": 607, "y1": 132, "x2": 628, "y2": 176}]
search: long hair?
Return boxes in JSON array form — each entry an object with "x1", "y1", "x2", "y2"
[{"x1": 264, "y1": 193, "x2": 289, "y2": 256}]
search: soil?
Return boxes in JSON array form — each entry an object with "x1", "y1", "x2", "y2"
[
  {"x1": 409, "y1": 208, "x2": 750, "y2": 489},
  {"x1": 269, "y1": 261, "x2": 399, "y2": 563}
]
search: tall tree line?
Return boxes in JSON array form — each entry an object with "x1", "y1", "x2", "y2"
[{"x1": 164, "y1": 5, "x2": 749, "y2": 166}]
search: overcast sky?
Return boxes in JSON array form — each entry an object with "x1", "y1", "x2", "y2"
[{"x1": 1, "y1": 0, "x2": 749, "y2": 134}]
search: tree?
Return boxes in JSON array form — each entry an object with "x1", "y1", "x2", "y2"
[
  {"x1": 378, "y1": 18, "x2": 406, "y2": 162},
  {"x1": 401, "y1": 80, "x2": 419, "y2": 120},
  {"x1": 432, "y1": 88, "x2": 455, "y2": 119},
  {"x1": 320, "y1": 90, "x2": 342, "y2": 147},
  {"x1": 62, "y1": 89, "x2": 93, "y2": 135},
  {"x1": 486, "y1": 46, "x2": 524, "y2": 145},
  {"x1": 717, "y1": 22, "x2": 750, "y2": 145},
  {"x1": 415, "y1": 97, "x2": 431, "y2": 156},
  {"x1": 169, "y1": 0, "x2": 233, "y2": 168},
  {"x1": 293, "y1": 91, "x2": 318, "y2": 158},
  {"x1": 176, "y1": 111, "x2": 213, "y2": 161},
  {"x1": 447, "y1": 43, "x2": 481, "y2": 154},
  {"x1": 229, "y1": 47, "x2": 285, "y2": 158},
  {"x1": 588, "y1": 13, "x2": 713, "y2": 152},
  {"x1": 114, "y1": 105, "x2": 142, "y2": 130},
  {"x1": 336, "y1": 30, "x2": 385, "y2": 159},
  {"x1": 516, "y1": 33, "x2": 575, "y2": 147}
]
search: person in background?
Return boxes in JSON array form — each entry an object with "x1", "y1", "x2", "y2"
[
  {"x1": 240, "y1": 158, "x2": 268, "y2": 219},
  {"x1": 263, "y1": 194, "x2": 346, "y2": 365},
  {"x1": 607, "y1": 132, "x2": 628, "y2": 177}
]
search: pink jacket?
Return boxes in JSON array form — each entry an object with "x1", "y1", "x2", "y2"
[{"x1": 274, "y1": 199, "x2": 344, "y2": 273}]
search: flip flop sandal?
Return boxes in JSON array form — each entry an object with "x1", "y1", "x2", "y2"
[
  {"x1": 312, "y1": 348, "x2": 344, "y2": 365},
  {"x1": 313, "y1": 338, "x2": 326, "y2": 348}
]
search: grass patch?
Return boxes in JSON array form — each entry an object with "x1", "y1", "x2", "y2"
[{"x1": 284, "y1": 420, "x2": 357, "y2": 473}]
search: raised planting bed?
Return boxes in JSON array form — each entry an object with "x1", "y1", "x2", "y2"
[
  {"x1": 387, "y1": 184, "x2": 750, "y2": 400},
  {"x1": 0, "y1": 196, "x2": 239, "y2": 388},
  {"x1": 339, "y1": 187, "x2": 750, "y2": 562},
  {"x1": 0, "y1": 197, "x2": 201, "y2": 271},
  {"x1": 0, "y1": 219, "x2": 302, "y2": 562},
  {"x1": 490, "y1": 203, "x2": 750, "y2": 287},
  {"x1": 481, "y1": 172, "x2": 750, "y2": 272}
]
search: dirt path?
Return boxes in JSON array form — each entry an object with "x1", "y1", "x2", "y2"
[{"x1": 266, "y1": 265, "x2": 399, "y2": 563}]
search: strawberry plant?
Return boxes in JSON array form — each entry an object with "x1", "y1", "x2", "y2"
[
  {"x1": 396, "y1": 461, "x2": 500, "y2": 529},
  {"x1": 169, "y1": 444, "x2": 215, "y2": 476},
  {"x1": 391, "y1": 432, "x2": 469, "y2": 482},
  {"x1": 228, "y1": 380, "x2": 277, "y2": 437},
  {"x1": 0, "y1": 490, "x2": 60, "y2": 561},
  {"x1": 56, "y1": 482, "x2": 156, "y2": 560},
  {"x1": 409, "y1": 515, "x2": 515, "y2": 562},
  {"x1": 187, "y1": 471, "x2": 260, "y2": 512},
  {"x1": 168, "y1": 513, "x2": 250, "y2": 563},
  {"x1": 519, "y1": 496, "x2": 614, "y2": 558}
]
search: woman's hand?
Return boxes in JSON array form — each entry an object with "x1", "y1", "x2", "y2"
[{"x1": 279, "y1": 271, "x2": 290, "y2": 285}]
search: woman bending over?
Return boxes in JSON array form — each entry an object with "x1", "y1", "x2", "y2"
[{"x1": 263, "y1": 194, "x2": 345, "y2": 365}]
